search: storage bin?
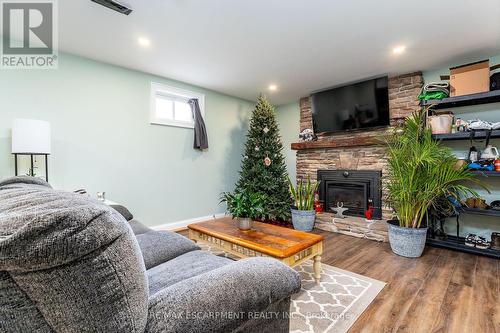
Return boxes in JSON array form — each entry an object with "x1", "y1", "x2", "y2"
[{"x1": 428, "y1": 114, "x2": 453, "y2": 134}]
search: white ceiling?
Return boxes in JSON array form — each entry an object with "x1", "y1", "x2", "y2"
[{"x1": 38, "y1": 1, "x2": 500, "y2": 104}]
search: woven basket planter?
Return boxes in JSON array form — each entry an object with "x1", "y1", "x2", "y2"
[{"x1": 387, "y1": 220, "x2": 428, "y2": 258}]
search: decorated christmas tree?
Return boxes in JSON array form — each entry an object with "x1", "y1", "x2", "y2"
[{"x1": 234, "y1": 96, "x2": 291, "y2": 222}]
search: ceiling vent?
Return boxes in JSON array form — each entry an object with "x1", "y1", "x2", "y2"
[{"x1": 91, "y1": 0, "x2": 133, "y2": 15}]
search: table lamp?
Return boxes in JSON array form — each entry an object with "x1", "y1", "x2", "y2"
[{"x1": 12, "y1": 119, "x2": 51, "y2": 181}]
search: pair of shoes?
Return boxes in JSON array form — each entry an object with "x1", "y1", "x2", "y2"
[
  {"x1": 491, "y1": 232, "x2": 500, "y2": 251},
  {"x1": 464, "y1": 198, "x2": 488, "y2": 209},
  {"x1": 465, "y1": 234, "x2": 490, "y2": 249}
]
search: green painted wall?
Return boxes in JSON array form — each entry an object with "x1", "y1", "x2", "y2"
[
  {"x1": 0, "y1": 53, "x2": 254, "y2": 227},
  {"x1": 276, "y1": 101, "x2": 300, "y2": 184},
  {"x1": 276, "y1": 55, "x2": 500, "y2": 239}
]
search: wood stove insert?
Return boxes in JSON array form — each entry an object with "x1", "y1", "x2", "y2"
[{"x1": 317, "y1": 170, "x2": 382, "y2": 219}]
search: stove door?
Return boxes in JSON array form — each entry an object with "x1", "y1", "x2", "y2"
[{"x1": 326, "y1": 181, "x2": 368, "y2": 217}]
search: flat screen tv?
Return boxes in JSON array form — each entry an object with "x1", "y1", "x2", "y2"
[{"x1": 311, "y1": 76, "x2": 390, "y2": 134}]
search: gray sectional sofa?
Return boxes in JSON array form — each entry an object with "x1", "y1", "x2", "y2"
[{"x1": 0, "y1": 177, "x2": 301, "y2": 333}]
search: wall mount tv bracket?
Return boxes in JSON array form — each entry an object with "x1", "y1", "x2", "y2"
[{"x1": 91, "y1": 0, "x2": 132, "y2": 15}]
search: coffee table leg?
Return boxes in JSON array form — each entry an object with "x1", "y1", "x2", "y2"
[
  {"x1": 188, "y1": 229, "x2": 198, "y2": 243},
  {"x1": 313, "y1": 255, "x2": 322, "y2": 283}
]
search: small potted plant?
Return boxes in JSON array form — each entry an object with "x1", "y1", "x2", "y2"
[
  {"x1": 287, "y1": 176, "x2": 320, "y2": 232},
  {"x1": 219, "y1": 191, "x2": 265, "y2": 230},
  {"x1": 385, "y1": 111, "x2": 482, "y2": 257}
]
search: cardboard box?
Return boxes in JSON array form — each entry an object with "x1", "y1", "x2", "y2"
[{"x1": 450, "y1": 60, "x2": 490, "y2": 96}]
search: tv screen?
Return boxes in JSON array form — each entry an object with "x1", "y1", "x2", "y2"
[{"x1": 311, "y1": 76, "x2": 390, "y2": 134}]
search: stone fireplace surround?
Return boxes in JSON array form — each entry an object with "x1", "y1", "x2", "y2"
[{"x1": 293, "y1": 72, "x2": 424, "y2": 242}]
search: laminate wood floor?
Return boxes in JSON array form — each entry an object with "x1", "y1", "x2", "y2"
[
  {"x1": 179, "y1": 228, "x2": 499, "y2": 332},
  {"x1": 314, "y1": 230, "x2": 499, "y2": 333}
]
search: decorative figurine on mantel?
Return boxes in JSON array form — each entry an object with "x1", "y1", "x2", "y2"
[
  {"x1": 332, "y1": 202, "x2": 348, "y2": 218},
  {"x1": 299, "y1": 128, "x2": 317, "y2": 142}
]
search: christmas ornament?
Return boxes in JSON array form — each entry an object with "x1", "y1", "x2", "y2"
[
  {"x1": 263, "y1": 126, "x2": 269, "y2": 134},
  {"x1": 264, "y1": 157, "x2": 272, "y2": 166},
  {"x1": 254, "y1": 146, "x2": 260, "y2": 151}
]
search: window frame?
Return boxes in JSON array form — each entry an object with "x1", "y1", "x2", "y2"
[{"x1": 150, "y1": 82, "x2": 205, "y2": 129}]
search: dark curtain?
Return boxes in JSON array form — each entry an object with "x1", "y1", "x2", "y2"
[{"x1": 188, "y1": 99, "x2": 209, "y2": 150}]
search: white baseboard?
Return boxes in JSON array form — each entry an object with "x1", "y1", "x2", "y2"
[{"x1": 151, "y1": 213, "x2": 226, "y2": 231}]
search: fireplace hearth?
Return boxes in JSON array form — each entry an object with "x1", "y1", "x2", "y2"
[{"x1": 317, "y1": 170, "x2": 382, "y2": 219}]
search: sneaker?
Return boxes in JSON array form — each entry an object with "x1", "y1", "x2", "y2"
[
  {"x1": 475, "y1": 236, "x2": 490, "y2": 250},
  {"x1": 491, "y1": 232, "x2": 500, "y2": 251},
  {"x1": 468, "y1": 119, "x2": 493, "y2": 130},
  {"x1": 465, "y1": 234, "x2": 477, "y2": 247}
]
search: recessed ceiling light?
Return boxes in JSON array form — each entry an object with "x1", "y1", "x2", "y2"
[
  {"x1": 138, "y1": 37, "x2": 151, "y2": 47},
  {"x1": 392, "y1": 45, "x2": 406, "y2": 55},
  {"x1": 268, "y1": 84, "x2": 278, "y2": 91}
]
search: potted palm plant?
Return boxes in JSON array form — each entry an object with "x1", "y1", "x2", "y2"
[
  {"x1": 385, "y1": 111, "x2": 481, "y2": 257},
  {"x1": 287, "y1": 176, "x2": 320, "y2": 231},
  {"x1": 219, "y1": 191, "x2": 265, "y2": 230}
]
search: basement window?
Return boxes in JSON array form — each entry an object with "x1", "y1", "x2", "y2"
[{"x1": 150, "y1": 82, "x2": 205, "y2": 128}]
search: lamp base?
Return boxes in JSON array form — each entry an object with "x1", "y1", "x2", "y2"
[{"x1": 13, "y1": 153, "x2": 49, "y2": 182}]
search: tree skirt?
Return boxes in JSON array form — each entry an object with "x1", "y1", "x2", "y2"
[{"x1": 198, "y1": 244, "x2": 385, "y2": 333}]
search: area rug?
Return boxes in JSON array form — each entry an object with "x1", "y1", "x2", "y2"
[
  {"x1": 198, "y1": 244, "x2": 386, "y2": 333},
  {"x1": 290, "y1": 261, "x2": 385, "y2": 333}
]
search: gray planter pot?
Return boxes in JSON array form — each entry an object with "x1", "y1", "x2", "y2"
[
  {"x1": 235, "y1": 217, "x2": 252, "y2": 230},
  {"x1": 291, "y1": 209, "x2": 316, "y2": 232},
  {"x1": 387, "y1": 220, "x2": 428, "y2": 258}
]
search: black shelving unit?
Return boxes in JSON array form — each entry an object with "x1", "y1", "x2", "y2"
[
  {"x1": 428, "y1": 206, "x2": 500, "y2": 259},
  {"x1": 426, "y1": 235, "x2": 500, "y2": 259},
  {"x1": 471, "y1": 170, "x2": 500, "y2": 178},
  {"x1": 462, "y1": 207, "x2": 500, "y2": 217},
  {"x1": 425, "y1": 89, "x2": 500, "y2": 258},
  {"x1": 432, "y1": 130, "x2": 500, "y2": 141},
  {"x1": 421, "y1": 90, "x2": 500, "y2": 110}
]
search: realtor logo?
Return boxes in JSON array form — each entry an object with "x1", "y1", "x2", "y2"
[{"x1": 1, "y1": 0, "x2": 58, "y2": 69}]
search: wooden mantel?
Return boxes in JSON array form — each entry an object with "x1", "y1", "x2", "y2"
[{"x1": 291, "y1": 135, "x2": 381, "y2": 150}]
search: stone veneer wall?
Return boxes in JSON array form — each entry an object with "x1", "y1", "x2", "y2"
[{"x1": 297, "y1": 72, "x2": 423, "y2": 241}]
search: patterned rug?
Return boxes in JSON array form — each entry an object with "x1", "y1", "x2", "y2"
[
  {"x1": 291, "y1": 261, "x2": 385, "y2": 333},
  {"x1": 198, "y1": 244, "x2": 386, "y2": 333}
]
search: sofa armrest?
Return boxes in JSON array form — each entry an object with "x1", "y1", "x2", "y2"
[
  {"x1": 145, "y1": 257, "x2": 301, "y2": 333},
  {"x1": 136, "y1": 231, "x2": 200, "y2": 269},
  {"x1": 128, "y1": 219, "x2": 152, "y2": 235}
]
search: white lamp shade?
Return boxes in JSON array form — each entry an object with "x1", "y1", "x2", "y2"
[{"x1": 12, "y1": 119, "x2": 51, "y2": 154}]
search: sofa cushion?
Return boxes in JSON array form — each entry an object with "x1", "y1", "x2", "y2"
[
  {"x1": 0, "y1": 177, "x2": 149, "y2": 333},
  {"x1": 146, "y1": 257, "x2": 301, "y2": 333},
  {"x1": 147, "y1": 250, "x2": 231, "y2": 296},
  {"x1": 135, "y1": 230, "x2": 200, "y2": 270}
]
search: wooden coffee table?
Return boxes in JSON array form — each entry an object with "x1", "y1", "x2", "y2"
[{"x1": 188, "y1": 217, "x2": 324, "y2": 282}]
